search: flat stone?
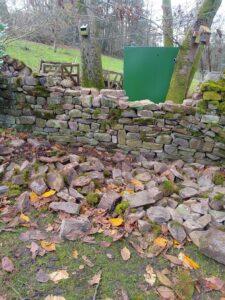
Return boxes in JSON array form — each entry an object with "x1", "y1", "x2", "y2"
[
  {"x1": 191, "y1": 200, "x2": 209, "y2": 215},
  {"x1": 201, "y1": 115, "x2": 220, "y2": 124},
  {"x1": 60, "y1": 216, "x2": 91, "y2": 240},
  {"x1": 10, "y1": 139, "x2": 25, "y2": 148},
  {"x1": 0, "y1": 186, "x2": 9, "y2": 195},
  {"x1": 72, "y1": 176, "x2": 92, "y2": 187},
  {"x1": 138, "y1": 220, "x2": 151, "y2": 233},
  {"x1": 197, "y1": 214, "x2": 211, "y2": 228},
  {"x1": 124, "y1": 190, "x2": 157, "y2": 208},
  {"x1": 30, "y1": 178, "x2": 47, "y2": 195},
  {"x1": 179, "y1": 187, "x2": 198, "y2": 199},
  {"x1": 98, "y1": 191, "x2": 121, "y2": 211},
  {"x1": 46, "y1": 172, "x2": 64, "y2": 192},
  {"x1": 147, "y1": 206, "x2": 171, "y2": 224},
  {"x1": 209, "y1": 210, "x2": 225, "y2": 222},
  {"x1": 168, "y1": 221, "x2": 186, "y2": 242},
  {"x1": 199, "y1": 228, "x2": 225, "y2": 265},
  {"x1": 135, "y1": 172, "x2": 151, "y2": 182},
  {"x1": 69, "y1": 187, "x2": 85, "y2": 200},
  {"x1": 175, "y1": 204, "x2": 191, "y2": 220},
  {"x1": 49, "y1": 202, "x2": 80, "y2": 214},
  {"x1": 153, "y1": 162, "x2": 168, "y2": 174},
  {"x1": 183, "y1": 219, "x2": 203, "y2": 233},
  {"x1": 57, "y1": 190, "x2": 75, "y2": 202}
]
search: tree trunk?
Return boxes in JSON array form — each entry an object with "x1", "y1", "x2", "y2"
[
  {"x1": 166, "y1": 0, "x2": 222, "y2": 103},
  {"x1": 162, "y1": 0, "x2": 174, "y2": 47},
  {"x1": 0, "y1": 0, "x2": 10, "y2": 24},
  {"x1": 78, "y1": 0, "x2": 104, "y2": 89}
]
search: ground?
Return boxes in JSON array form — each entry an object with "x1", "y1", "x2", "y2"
[
  {"x1": 1, "y1": 130, "x2": 225, "y2": 300},
  {"x1": 6, "y1": 40, "x2": 123, "y2": 73}
]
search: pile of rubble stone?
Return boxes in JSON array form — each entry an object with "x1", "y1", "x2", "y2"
[{"x1": 1, "y1": 134, "x2": 225, "y2": 265}]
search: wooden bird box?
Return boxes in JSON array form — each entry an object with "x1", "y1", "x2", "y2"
[{"x1": 80, "y1": 24, "x2": 89, "y2": 37}]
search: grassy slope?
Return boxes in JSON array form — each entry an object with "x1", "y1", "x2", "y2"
[{"x1": 6, "y1": 40, "x2": 123, "y2": 73}]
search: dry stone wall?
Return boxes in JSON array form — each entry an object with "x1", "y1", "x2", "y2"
[{"x1": 1, "y1": 57, "x2": 225, "y2": 164}]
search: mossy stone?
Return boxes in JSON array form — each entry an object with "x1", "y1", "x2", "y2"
[{"x1": 203, "y1": 91, "x2": 222, "y2": 101}]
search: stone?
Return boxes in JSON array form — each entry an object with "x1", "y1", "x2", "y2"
[
  {"x1": 156, "y1": 135, "x2": 172, "y2": 144},
  {"x1": 94, "y1": 133, "x2": 111, "y2": 142},
  {"x1": 179, "y1": 187, "x2": 198, "y2": 199},
  {"x1": 49, "y1": 202, "x2": 80, "y2": 214},
  {"x1": 183, "y1": 219, "x2": 203, "y2": 232},
  {"x1": 209, "y1": 210, "x2": 225, "y2": 222},
  {"x1": 69, "y1": 187, "x2": 85, "y2": 200},
  {"x1": 197, "y1": 214, "x2": 211, "y2": 228},
  {"x1": 72, "y1": 176, "x2": 92, "y2": 187},
  {"x1": 168, "y1": 221, "x2": 186, "y2": 242},
  {"x1": 0, "y1": 186, "x2": 9, "y2": 195},
  {"x1": 19, "y1": 116, "x2": 35, "y2": 125},
  {"x1": 137, "y1": 220, "x2": 151, "y2": 233},
  {"x1": 16, "y1": 191, "x2": 30, "y2": 212},
  {"x1": 124, "y1": 190, "x2": 158, "y2": 208},
  {"x1": 147, "y1": 206, "x2": 171, "y2": 224},
  {"x1": 27, "y1": 138, "x2": 41, "y2": 148},
  {"x1": 191, "y1": 201, "x2": 209, "y2": 215},
  {"x1": 154, "y1": 162, "x2": 168, "y2": 174},
  {"x1": 61, "y1": 79, "x2": 74, "y2": 88},
  {"x1": 201, "y1": 115, "x2": 220, "y2": 124},
  {"x1": 69, "y1": 109, "x2": 82, "y2": 118},
  {"x1": 135, "y1": 172, "x2": 151, "y2": 182},
  {"x1": 46, "y1": 172, "x2": 64, "y2": 192},
  {"x1": 29, "y1": 178, "x2": 47, "y2": 195},
  {"x1": 175, "y1": 204, "x2": 191, "y2": 220},
  {"x1": 98, "y1": 191, "x2": 121, "y2": 211},
  {"x1": 199, "y1": 228, "x2": 225, "y2": 265},
  {"x1": 57, "y1": 190, "x2": 75, "y2": 202},
  {"x1": 60, "y1": 216, "x2": 91, "y2": 240},
  {"x1": 10, "y1": 139, "x2": 25, "y2": 148}
]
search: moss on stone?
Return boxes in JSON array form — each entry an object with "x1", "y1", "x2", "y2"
[
  {"x1": 33, "y1": 85, "x2": 50, "y2": 98},
  {"x1": 213, "y1": 172, "x2": 225, "y2": 185},
  {"x1": 203, "y1": 91, "x2": 222, "y2": 101},
  {"x1": 114, "y1": 201, "x2": 129, "y2": 215},
  {"x1": 133, "y1": 118, "x2": 154, "y2": 125},
  {"x1": 197, "y1": 100, "x2": 208, "y2": 114},
  {"x1": 86, "y1": 192, "x2": 100, "y2": 206},
  {"x1": 162, "y1": 180, "x2": 178, "y2": 196},
  {"x1": 103, "y1": 169, "x2": 111, "y2": 178},
  {"x1": 213, "y1": 192, "x2": 224, "y2": 201},
  {"x1": 93, "y1": 108, "x2": 101, "y2": 118}
]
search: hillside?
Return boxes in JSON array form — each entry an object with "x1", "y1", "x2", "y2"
[{"x1": 6, "y1": 40, "x2": 123, "y2": 73}]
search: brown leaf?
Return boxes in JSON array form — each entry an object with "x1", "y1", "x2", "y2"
[
  {"x1": 164, "y1": 254, "x2": 182, "y2": 265},
  {"x1": 82, "y1": 255, "x2": 94, "y2": 267},
  {"x1": 157, "y1": 286, "x2": 175, "y2": 300},
  {"x1": 156, "y1": 271, "x2": 173, "y2": 287},
  {"x1": 121, "y1": 247, "x2": 131, "y2": 261},
  {"x1": 88, "y1": 271, "x2": 102, "y2": 286},
  {"x1": 1, "y1": 256, "x2": 14, "y2": 272},
  {"x1": 45, "y1": 296, "x2": 66, "y2": 300},
  {"x1": 203, "y1": 276, "x2": 225, "y2": 291},
  {"x1": 30, "y1": 241, "x2": 40, "y2": 259},
  {"x1": 144, "y1": 265, "x2": 156, "y2": 286},
  {"x1": 49, "y1": 270, "x2": 69, "y2": 283},
  {"x1": 36, "y1": 269, "x2": 50, "y2": 283}
]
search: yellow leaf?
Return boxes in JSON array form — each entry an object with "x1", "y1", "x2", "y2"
[
  {"x1": 178, "y1": 252, "x2": 200, "y2": 270},
  {"x1": 41, "y1": 241, "x2": 56, "y2": 252},
  {"x1": 45, "y1": 296, "x2": 66, "y2": 300},
  {"x1": 154, "y1": 237, "x2": 168, "y2": 248},
  {"x1": 72, "y1": 249, "x2": 78, "y2": 259},
  {"x1": 30, "y1": 192, "x2": 39, "y2": 202},
  {"x1": 130, "y1": 178, "x2": 144, "y2": 188},
  {"x1": 20, "y1": 213, "x2": 30, "y2": 223},
  {"x1": 49, "y1": 270, "x2": 69, "y2": 283},
  {"x1": 42, "y1": 190, "x2": 56, "y2": 198},
  {"x1": 121, "y1": 247, "x2": 131, "y2": 261},
  {"x1": 109, "y1": 217, "x2": 124, "y2": 227}
]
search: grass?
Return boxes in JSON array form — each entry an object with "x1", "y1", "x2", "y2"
[
  {"x1": 1, "y1": 209, "x2": 225, "y2": 299},
  {"x1": 6, "y1": 40, "x2": 123, "y2": 73}
]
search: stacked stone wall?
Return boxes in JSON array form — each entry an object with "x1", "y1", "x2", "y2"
[{"x1": 1, "y1": 58, "x2": 225, "y2": 164}]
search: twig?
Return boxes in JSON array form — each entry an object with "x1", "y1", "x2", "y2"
[{"x1": 92, "y1": 277, "x2": 101, "y2": 300}]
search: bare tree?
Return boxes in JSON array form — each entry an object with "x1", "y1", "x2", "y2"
[
  {"x1": 166, "y1": 0, "x2": 222, "y2": 103},
  {"x1": 162, "y1": 0, "x2": 174, "y2": 47}
]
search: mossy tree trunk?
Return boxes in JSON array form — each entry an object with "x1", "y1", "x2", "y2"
[
  {"x1": 78, "y1": 0, "x2": 104, "y2": 90},
  {"x1": 0, "y1": 0, "x2": 10, "y2": 23},
  {"x1": 166, "y1": 0, "x2": 222, "y2": 103},
  {"x1": 162, "y1": 0, "x2": 174, "y2": 47}
]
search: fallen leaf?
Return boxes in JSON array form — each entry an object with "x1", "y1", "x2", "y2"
[
  {"x1": 72, "y1": 249, "x2": 79, "y2": 259},
  {"x1": 79, "y1": 265, "x2": 85, "y2": 270},
  {"x1": 42, "y1": 190, "x2": 56, "y2": 198},
  {"x1": 41, "y1": 241, "x2": 56, "y2": 252},
  {"x1": 157, "y1": 286, "x2": 175, "y2": 300},
  {"x1": 121, "y1": 247, "x2": 131, "y2": 261},
  {"x1": 156, "y1": 271, "x2": 173, "y2": 287},
  {"x1": 164, "y1": 254, "x2": 182, "y2": 266},
  {"x1": 30, "y1": 192, "x2": 39, "y2": 202},
  {"x1": 144, "y1": 265, "x2": 156, "y2": 286},
  {"x1": 1, "y1": 257, "x2": 14, "y2": 273},
  {"x1": 20, "y1": 213, "x2": 30, "y2": 223},
  {"x1": 36, "y1": 269, "x2": 50, "y2": 283},
  {"x1": 130, "y1": 178, "x2": 144, "y2": 189},
  {"x1": 203, "y1": 276, "x2": 225, "y2": 291},
  {"x1": 49, "y1": 270, "x2": 69, "y2": 283},
  {"x1": 99, "y1": 241, "x2": 111, "y2": 248},
  {"x1": 82, "y1": 255, "x2": 94, "y2": 267},
  {"x1": 109, "y1": 217, "x2": 124, "y2": 227},
  {"x1": 178, "y1": 252, "x2": 200, "y2": 270},
  {"x1": 88, "y1": 271, "x2": 102, "y2": 286},
  {"x1": 45, "y1": 296, "x2": 66, "y2": 300},
  {"x1": 30, "y1": 241, "x2": 40, "y2": 259},
  {"x1": 154, "y1": 237, "x2": 168, "y2": 248}
]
